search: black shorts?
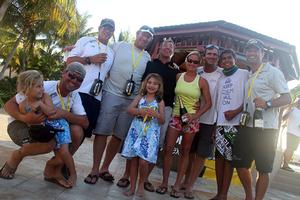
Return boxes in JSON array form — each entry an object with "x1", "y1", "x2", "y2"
[
  {"x1": 190, "y1": 123, "x2": 215, "y2": 158},
  {"x1": 7, "y1": 120, "x2": 31, "y2": 146},
  {"x1": 79, "y1": 92, "x2": 101, "y2": 138},
  {"x1": 286, "y1": 132, "x2": 300, "y2": 152},
  {"x1": 232, "y1": 127, "x2": 278, "y2": 173}
]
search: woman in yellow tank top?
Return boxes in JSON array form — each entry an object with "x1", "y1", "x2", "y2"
[{"x1": 156, "y1": 51, "x2": 212, "y2": 198}]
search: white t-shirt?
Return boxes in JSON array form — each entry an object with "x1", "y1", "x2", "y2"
[
  {"x1": 287, "y1": 107, "x2": 300, "y2": 137},
  {"x1": 103, "y1": 42, "x2": 151, "y2": 99},
  {"x1": 197, "y1": 66, "x2": 223, "y2": 124},
  {"x1": 68, "y1": 36, "x2": 114, "y2": 101},
  {"x1": 216, "y1": 69, "x2": 249, "y2": 126},
  {"x1": 8, "y1": 80, "x2": 86, "y2": 124}
]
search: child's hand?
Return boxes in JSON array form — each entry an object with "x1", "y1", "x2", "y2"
[
  {"x1": 48, "y1": 108, "x2": 65, "y2": 120},
  {"x1": 145, "y1": 108, "x2": 158, "y2": 118}
]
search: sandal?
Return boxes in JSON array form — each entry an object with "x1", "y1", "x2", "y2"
[
  {"x1": 170, "y1": 187, "x2": 180, "y2": 198},
  {"x1": 0, "y1": 162, "x2": 16, "y2": 179},
  {"x1": 117, "y1": 178, "x2": 130, "y2": 187},
  {"x1": 156, "y1": 185, "x2": 168, "y2": 194},
  {"x1": 144, "y1": 181, "x2": 154, "y2": 192},
  {"x1": 99, "y1": 171, "x2": 114, "y2": 182},
  {"x1": 184, "y1": 191, "x2": 195, "y2": 199},
  {"x1": 84, "y1": 174, "x2": 99, "y2": 184}
]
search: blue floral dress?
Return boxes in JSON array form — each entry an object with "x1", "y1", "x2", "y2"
[{"x1": 121, "y1": 96, "x2": 161, "y2": 164}]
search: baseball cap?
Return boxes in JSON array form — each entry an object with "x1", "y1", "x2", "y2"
[
  {"x1": 138, "y1": 25, "x2": 154, "y2": 37},
  {"x1": 65, "y1": 62, "x2": 86, "y2": 79},
  {"x1": 100, "y1": 18, "x2": 115, "y2": 30},
  {"x1": 245, "y1": 39, "x2": 265, "y2": 50}
]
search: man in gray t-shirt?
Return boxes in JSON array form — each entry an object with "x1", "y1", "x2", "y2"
[{"x1": 84, "y1": 25, "x2": 154, "y2": 185}]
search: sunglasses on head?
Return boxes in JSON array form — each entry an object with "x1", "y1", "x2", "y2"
[
  {"x1": 67, "y1": 72, "x2": 83, "y2": 83},
  {"x1": 205, "y1": 44, "x2": 219, "y2": 50},
  {"x1": 186, "y1": 59, "x2": 200, "y2": 65}
]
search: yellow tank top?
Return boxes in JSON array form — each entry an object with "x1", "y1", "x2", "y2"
[{"x1": 173, "y1": 73, "x2": 201, "y2": 115}]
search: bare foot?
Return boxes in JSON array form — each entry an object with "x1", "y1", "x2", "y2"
[
  {"x1": 44, "y1": 175, "x2": 71, "y2": 189},
  {"x1": 67, "y1": 174, "x2": 77, "y2": 187},
  {"x1": 123, "y1": 189, "x2": 135, "y2": 196}
]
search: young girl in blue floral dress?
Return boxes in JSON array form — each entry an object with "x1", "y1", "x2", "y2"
[{"x1": 121, "y1": 73, "x2": 165, "y2": 197}]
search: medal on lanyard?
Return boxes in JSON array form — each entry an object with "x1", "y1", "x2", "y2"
[
  {"x1": 57, "y1": 82, "x2": 70, "y2": 112},
  {"x1": 123, "y1": 45, "x2": 144, "y2": 96},
  {"x1": 239, "y1": 64, "x2": 264, "y2": 126},
  {"x1": 89, "y1": 44, "x2": 108, "y2": 96}
]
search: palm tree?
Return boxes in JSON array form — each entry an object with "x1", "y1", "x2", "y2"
[{"x1": 0, "y1": 0, "x2": 78, "y2": 79}]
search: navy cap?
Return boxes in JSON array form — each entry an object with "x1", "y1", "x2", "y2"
[
  {"x1": 245, "y1": 39, "x2": 265, "y2": 50},
  {"x1": 138, "y1": 25, "x2": 154, "y2": 36}
]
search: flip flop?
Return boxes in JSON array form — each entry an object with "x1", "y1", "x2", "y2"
[
  {"x1": 144, "y1": 181, "x2": 155, "y2": 192},
  {"x1": 170, "y1": 187, "x2": 180, "y2": 198},
  {"x1": 184, "y1": 191, "x2": 195, "y2": 199},
  {"x1": 0, "y1": 162, "x2": 16, "y2": 179},
  {"x1": 117, "y1": 178, "x2": 130, "y2": 187},
  {"x1": 84, "y1": 174, "x2": 99, "y2": 184},
  {"x1": 44, "y1": 177, "x2": 72, "y2": 189},
  {"x1": 99, "y1": 171, "x2": 114, "y2": 182},
  {"x1": 156, "y1": 185, "x2": 168, "y2": 194}
]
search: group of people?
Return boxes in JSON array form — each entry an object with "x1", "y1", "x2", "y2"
[{"x1": 0, "y1": 17, "x2": 293, "y2": 200}]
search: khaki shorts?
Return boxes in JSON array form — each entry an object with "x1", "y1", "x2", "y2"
[
  {"x1": 94, "y1": 91, "x2": 134, "y2": 140},
  {"x1": 286, "y1": 132, "x2": 300, "y2": 151}
]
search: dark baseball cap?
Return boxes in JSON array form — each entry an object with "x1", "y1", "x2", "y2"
[
  {"x1": 245, "y1": 39, "x2": 265, "y2": 50},
  {"x1": 138, "y1": 25, "x2": 154, "y2": 37},
  {"x1": 100, "y1": 18, "x2": 115, "y2": 30}
]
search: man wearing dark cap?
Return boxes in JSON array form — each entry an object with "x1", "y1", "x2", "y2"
[
  {"x1": 66, "y1": 18, "x2": 115, "y2": 140},
  {"x1": 232, "y1": 39, "x2": 291, "y2": 200},
  {"x1": 1, "y1": 62, "x2": 89, "y2": 188},
  {"x1": 83, "y1": 25, "x2": 154, "y2": 186}
]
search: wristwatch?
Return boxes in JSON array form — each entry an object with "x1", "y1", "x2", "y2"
[
  {"x1": 266, "y1": 100, "x2": 272, "y2": 109},
  {"x1": 85, "y1": 57, "x2": 91, "y2": 65}
]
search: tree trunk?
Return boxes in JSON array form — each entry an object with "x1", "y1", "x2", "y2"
[
  {"x1": 0, "y1": 30, "x2": 25, "y2": 80},
  {"x1": 0, "y1": 0, "x2": 12, "y2": 22}
]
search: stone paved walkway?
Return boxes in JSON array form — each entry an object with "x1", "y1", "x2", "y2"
[{"x1": 0, "y1": 112, "x2": 299, "y2": 200}]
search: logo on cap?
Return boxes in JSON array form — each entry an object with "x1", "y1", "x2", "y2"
[{"x1": 138, "y1": 25, "x2": 154, "y2": 37}]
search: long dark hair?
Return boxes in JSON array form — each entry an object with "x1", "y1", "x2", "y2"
[{"x1": 139, "y1": 73, "x2": 164, "y2": 102}]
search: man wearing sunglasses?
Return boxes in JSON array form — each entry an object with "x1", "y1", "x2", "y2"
[
  {"x1": 232, "y1": 39, "x2": 291, "y2": 200},
  {"x1": 182, "y1": 44, "x2": 223, "y2": 192},
  {"x1": 1, "y1": 62, "x2": 89, "y2": 188}
]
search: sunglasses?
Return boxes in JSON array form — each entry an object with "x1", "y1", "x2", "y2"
[
  {"x1": 186, "y1": 59, "x2": 200, "y2": 65},
  {"x1": 205, "y1": 44, "x2": 219, "y2": 50},
  {"x1": 68, "y1": 72, "x2": 83, "y2": 83}
]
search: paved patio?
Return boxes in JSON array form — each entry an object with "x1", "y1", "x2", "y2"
[{"x1": 0, "y1": 112, "x2": 299, "y2": 200}]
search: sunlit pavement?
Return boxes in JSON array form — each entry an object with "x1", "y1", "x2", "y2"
[{"x1": 0, "y1": 112, "x2": 299, "y2": 200}]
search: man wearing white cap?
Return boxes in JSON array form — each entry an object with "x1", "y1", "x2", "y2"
[{"x1": 83, "y1": 25, "x2": 154, "y2": 185}]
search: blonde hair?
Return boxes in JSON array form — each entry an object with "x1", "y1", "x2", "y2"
[
  {"x1": 185, "y1": 50, "x2": 202, "y2": 62},
  {"x1": 140, "y1": 73, "x2": 164, "y2": 102},
  {"x1": 17, "y1": 70, "x2": 43, "y2": 95}
]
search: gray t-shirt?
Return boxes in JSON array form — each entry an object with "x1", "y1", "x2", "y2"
[
  {"x1": 244, "y1": 63, "x2": 289, "y2": 129},
  {"x1": 103, "y1": 42, "x2": 151, "y2": 99}
]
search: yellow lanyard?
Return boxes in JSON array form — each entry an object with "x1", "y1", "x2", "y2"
[
  {"x1": 131, "y1": 44, "x2": 144, "y2": 73},
  {"x1": 57, "y1": 82, "x2": 70, "y2": 112},
  {"x1": 247, "y1": 63, "x2": 264, "y2": 98}
]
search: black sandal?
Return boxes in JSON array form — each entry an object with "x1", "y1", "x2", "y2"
[
  {"x1": 84, "y1": 174, "x2": 99, "y2": 184},
  {"x1": 144, "y1": 181, "x2": 155, "y2": 192},
  {"x1": 117, "y1": 178, "x2": 130, "y2": 187},
  {"x1": 99, "y1": 171, "x2": 114, "y2": 182}
]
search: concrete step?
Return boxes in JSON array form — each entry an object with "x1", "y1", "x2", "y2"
[{"x1": 270, "y1": 169, "x2": 300, "y2": 195}]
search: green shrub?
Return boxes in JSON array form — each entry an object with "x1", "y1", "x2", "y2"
[{"x1": 0, "y1": 77, "x2": 17, "y2": 108}]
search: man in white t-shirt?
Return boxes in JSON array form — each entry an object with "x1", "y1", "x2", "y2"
[
  {"x1": 66, "y1": 18, "x2": 115, "y2": 139},
  {"x1": 282, "y1": 98, "x2": 300, "y2": 172},
  {"x1": 0, "y1": 63, "x2": 89, "y2": 188}
]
